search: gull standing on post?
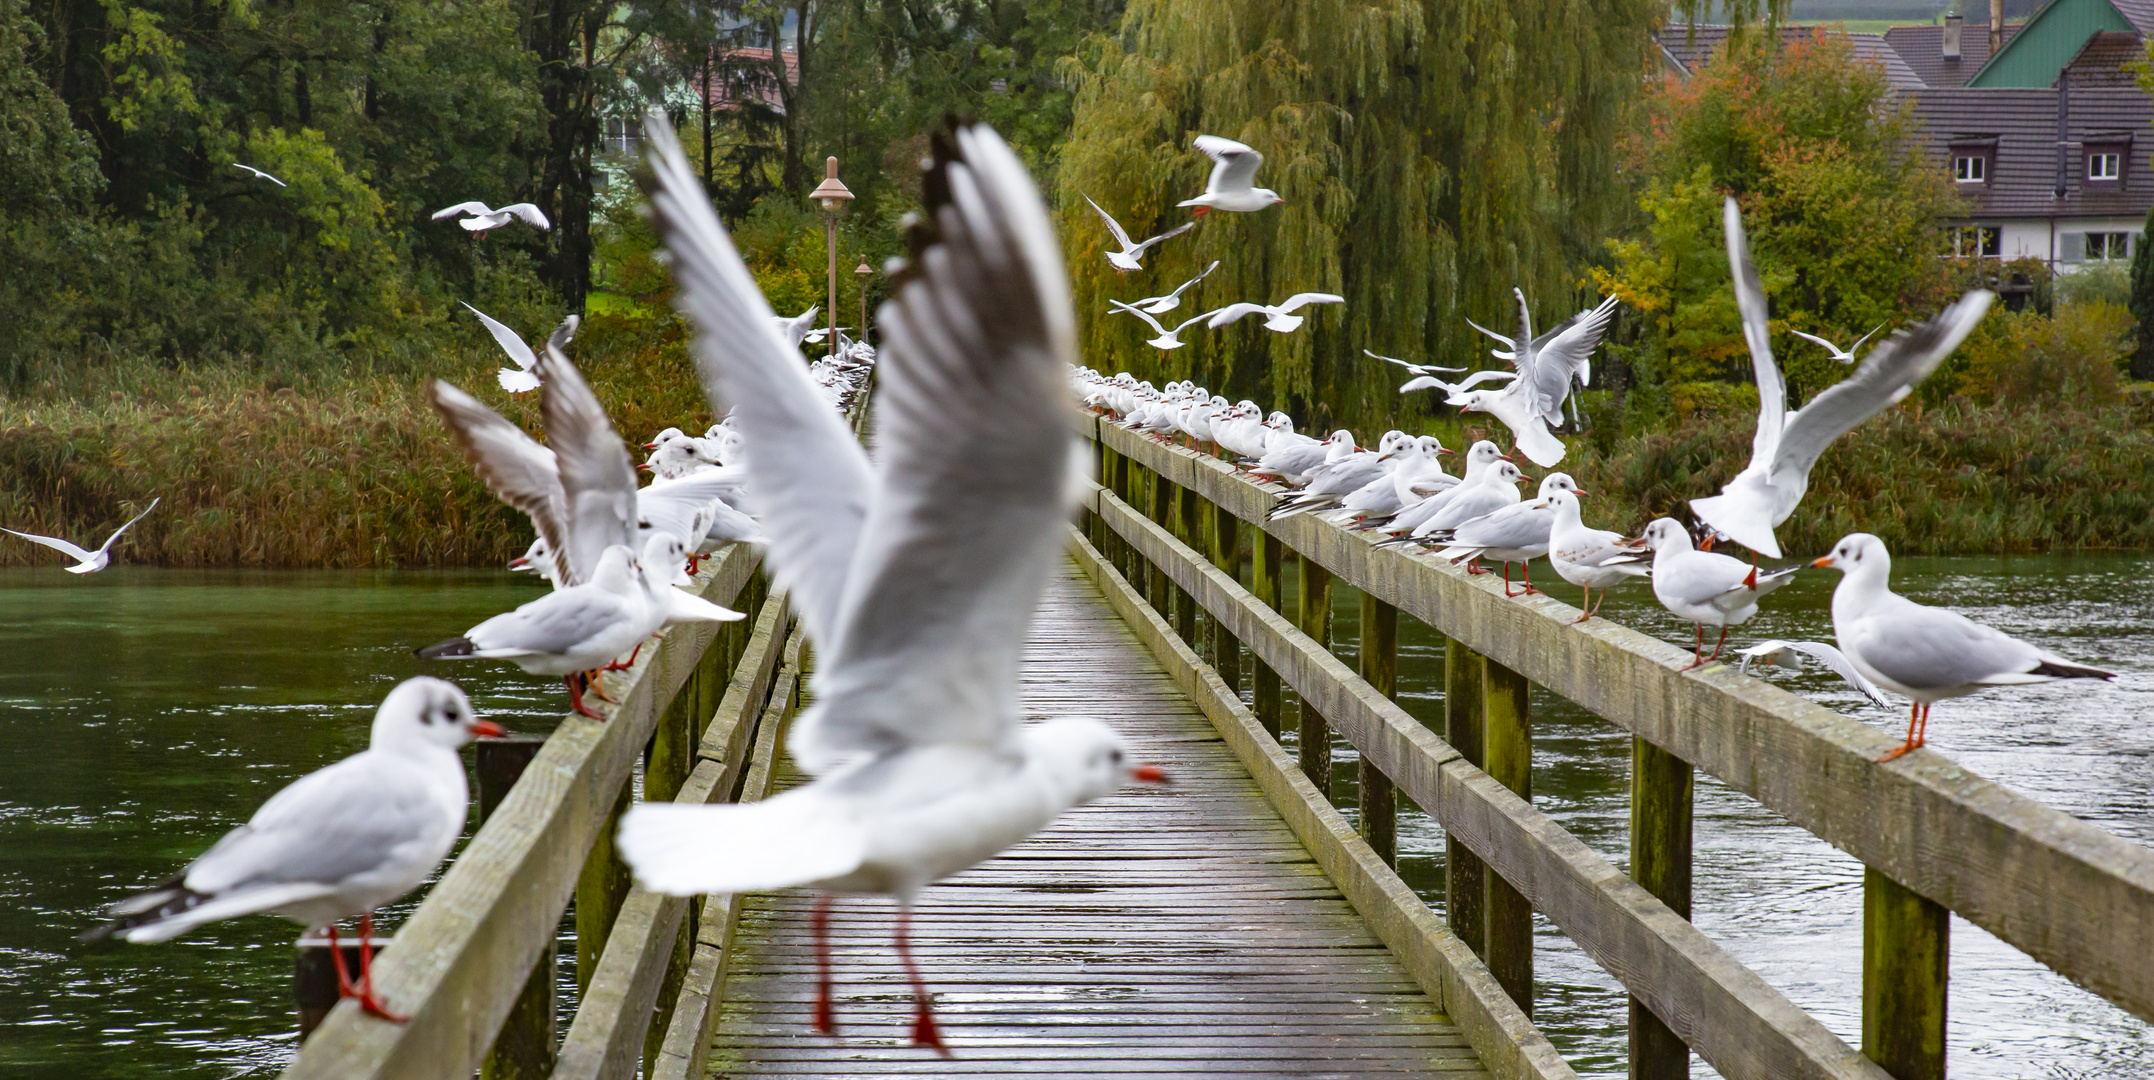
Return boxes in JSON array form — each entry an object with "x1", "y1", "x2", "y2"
[
  {"x1": 431, "y1": 201, "x2": 551, "y2": 233},
  {"x1": 461, "y1": 302, "x2": 578, "y2": 394},
  {"x1": 1446, "y1": 291, "x2": 1620, "y2": 468},
  {"x1": 621, "y1": 113, "x2": 1169, "y2": 1055},
  {"x1": 83, "y1": 678, "x2": 504, "y2": 1022},
  {"x1": 1178, "y1": 135, "x2": 1285, "y2": 214},
  {"x1": 1085, "y1": 195, "x2": 1194, "y2": 271},
  {"x1": 3, "y1": 498, "x2": 160, "y2": 574},
  {"x1": 1641, "y1": 517, "x2": 1799, "y2": 669},
  {"x1": 1811, "y1": 533, "x2": 2114, "y2": 761},
  {"x1": 1690, "y1": 199, "x2": 1992, "y2": 558}
]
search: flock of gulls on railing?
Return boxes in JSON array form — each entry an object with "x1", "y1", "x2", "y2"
[{"x1": 15, "y1": 118, "x2": 2117, "y2": 1058}]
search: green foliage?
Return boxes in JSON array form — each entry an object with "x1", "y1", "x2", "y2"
[
  {"x1": 1952, "y1": 300, "x2": 2133, "y2": 407},
  {"x1": 2054, "y1": 260, "x2": 2132, "y2": 309},
  {"x1": 2129, "y1": 204, "x2": 2154, "y2": 380}
]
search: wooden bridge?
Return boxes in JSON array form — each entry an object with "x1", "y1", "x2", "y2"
[{"x1": 279, "y1": 415, "x2": 2154, "y2": 1080}]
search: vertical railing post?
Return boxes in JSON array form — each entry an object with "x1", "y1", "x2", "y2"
[
  {"x1": 1295, "y1": 553, "x2": 1332, "y2": 795},
  {"x1": 1358, "y1": 592, "x2": 1398, "y2": 865},
  {"x1": 1207, "y1": 502, "x2": 1241, "y2": 696},
  {"x1": 577, "y1": 781, "x2": 634, "y2": 997},
  {"x1": 1481, "y1": 658, "x2": 1533, "y2": 1015},
  {"x1": 476, "y1": 736, "x2": 556, "y2": 1080},
  {"x1": 1630, "y1": 737, "x2": 1694, "y2": 1079},
  {"x1": 1444, "y1": 637, "x2": 1486, "y2": 954},
  {"x1": 1170, "y1": 480, "x2": 1198, "y2": 646},
  {"x1": 1252, "y1": 531, "x2": 1284, "y2": 738},
  {"x1": 1864, "y1": 870, "x2": 1949, "y2": 1080},
  {"x1": 1146, "y1": 465, "x2": 1171, "y2": 615}
]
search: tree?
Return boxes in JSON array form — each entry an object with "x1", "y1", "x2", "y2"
[{"x1": 2130, "y1": 202, "x2": 2154, "y2": 381}]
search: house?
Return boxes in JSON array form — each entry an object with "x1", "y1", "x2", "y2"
[{"x1": 1657, "y1": 0, "x2": 2154, "y2": 272}]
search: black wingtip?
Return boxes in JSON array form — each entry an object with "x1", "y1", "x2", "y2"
[
  {"x1": 416, "y1": 636, "x2": 477, "y2": 660},
  {"x1": 2031, "y1": 659, "x2": 2115, "y2": 681}
]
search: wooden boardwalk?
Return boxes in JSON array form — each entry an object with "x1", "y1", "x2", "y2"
[{"x1": 706, "y1": 564, "x2": 1489, "y2": 1076}]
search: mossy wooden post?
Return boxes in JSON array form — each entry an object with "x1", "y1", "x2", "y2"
[
  {"x1": 1358, "y1": 592, "x2": 1398, "y2": 866},
  {"x1": 1444, "y1": 636, "x2": 1487, "y2": 955},
  {"x1": 1251, "y1": 531, "x2": 1284, "y2": 738},
  {"x1": 476, "y1": 737, "x2": 555, "y2": 1080},
  {"x1": 1864, "y1": 868, "x2": 1949, "y2": 1080},
  {"x1": 1481, "y1": 657, "x2": 1533, "y2": 1015},
  {"x1": 577, "y1": 779, "x2": 634, "y2": 997},
  {"x1": 1171, "y1": 481, "x2": 1198, "y2": 646},
  {"x1": 1146, "y1": 466, "x2": 1171, "y2": 615},
  {"x1": 1295, "y1": 553, "x2": 1332, "y2": 795},
  {"x1": 1630, "y1": 737, "x2": 1694, "y2": 1079},
  {"x1": 1207, "y1": 503, "x2": 1241, "y2": 695}
]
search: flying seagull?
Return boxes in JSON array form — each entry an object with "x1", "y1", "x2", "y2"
[
  {"x1": 1109, "y1": 300, "x2": 1220, "y2": 350},
  {"x1": 1445, "y1": 291, "x2": 1620, "y2": 468},
  {"x1": 462, "y1": 302, "x2": 578, "y2": 394},
  {"x1": 431, "y1": 201, "x2": 551, "y2": 232},
  {"x1": 1178, "y1": 136, "x2": 1284, "y2": 214},
  {"x1": 1789, "y1": 325, "x2": 1886, "y2": 365},
  {"x1": 1126, "y1": 260, "x2": 1220, "y2": 315},
  {"x1": 1206, "y1": 292, "x2": 1343, "y2": 333},
  {"x1": 3, "y1": 498, "x2": 161, "y2": 574},
  {"x1": 1365, "y1": 349, "x2": 1468, "y2": 378},
  {"x1": 1084, "y1": 195, "x2": 1194, "y2": 271},
  {"x1": 231, "y1": 163, "x2": 288, "y2": 187}
]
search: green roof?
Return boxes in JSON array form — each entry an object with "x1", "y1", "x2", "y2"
[{"x1": 1967, "y1": 0, "x2": 2138, "y2": 86}]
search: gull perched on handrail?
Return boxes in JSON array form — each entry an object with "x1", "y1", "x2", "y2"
[
  {"x1": 1690, "y1": 199, "x2": 1992, "y2": 559},
  {"x1": 431, "y1": 201, "x2": 551, "y2": 232},
  {"x1": 3, "y1": 497, "x2": 161, "y2": 574},
  {"x1": 1085, "y1": 195, "x2": 1194, "y2": 271},
  {"x1": 461, "y1": 302, "x2": 578, "y2": 394},
  {"x1": 1445, "y1": 291, "x2": 1620, "y2": 468},
  {"x1": 1642, "y1": 517, "x2": 1799, "y2": 669},
  {"x1": 1126, "y1": 260, "x2": 1220, "y2": 314},
  {"x1": 1178, "y1": 135, "x2": 1284, "y2": 214},
  {"x1": 1545, "y1": 490, "x2": 1648, "y2": 623},
  {"x1": 621, "y1": 112, "x2": 1168, "y2": 1056}
]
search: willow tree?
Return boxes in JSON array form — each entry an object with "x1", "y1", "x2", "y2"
[{"x1": 1056, "y1": 0, "x2": 1661, "y2": 432}]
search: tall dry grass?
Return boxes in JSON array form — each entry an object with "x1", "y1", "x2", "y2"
[{"x1": 0, "y1": 312, "x2": 711, "y2": 568}]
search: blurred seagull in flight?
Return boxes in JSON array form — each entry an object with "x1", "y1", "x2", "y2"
[
  {"x1": 431, "y1": 201, "x2": 551, "y2": 232},
  {"x1": 1127, "y1": 260, "x2": 1220, "y2": 315},
  {"x1": 1206, "y1": 292, "x2": 1343, "y2": 333},
  {"x1": 461, "y1": 302, "x2": 578, "y2": 394},
  {"x1": 1788, "y1": 324, "x2": 1885, "y2": 365},
  {"x1": 1110, "y1": 300, "x2": 1220, "y2": 350},
  {"x1": 3, "y1": 497, "x2": 160, "y2": 574},
  {"x1": 231, "y1": 163, "x2": 287, "y2": 187},
  {"x1": 1085, "y1": 195, "x2": 1194, "y2": 271}
]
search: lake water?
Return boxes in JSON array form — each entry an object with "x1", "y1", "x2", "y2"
[{"x1": 0, "y1": 556, "x2": 2147, "y2": 1077}]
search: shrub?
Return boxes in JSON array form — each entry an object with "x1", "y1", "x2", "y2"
[{"x1": 1958, "y1": 301, "x2": 2131, "y2": 407}]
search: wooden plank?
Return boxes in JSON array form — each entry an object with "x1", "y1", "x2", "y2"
[
  {"x1": 1360, "y1": 592, "x2": 1399, "y2": 866},
  {"x1": 1629, "y1": 737, "x2": 1695, "y2": 1080},
  {"x1": 1071, "y1": 530, "x2": 1569, "y2": 1080},
  {"x1": 1092, "y1": 419, "x2": 2154, "y2": 1024},
  {"x1": 1209, "y1": 501, "x2": 1243, "y2": 696},
  {"x1": 280, "y1": 544, "x2": 762, "y2": 1080},
  {"x1": 1862, "y1": 868, "x2": 1948, "y2": 1080},
  {"x1": 472, "y1": 738, "x2": 556, "y2": 1080},
  {"x1": 1482, "y1": 659, "x2": 1532, "y2": 1016},
  {"x1": 1084, "y1": 490, "x2": 1890, "y2": 1080}
]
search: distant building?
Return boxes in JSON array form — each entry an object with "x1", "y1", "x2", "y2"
[{"x1": 1657, "y1": 0, "x2": 2154, "y2": 273}]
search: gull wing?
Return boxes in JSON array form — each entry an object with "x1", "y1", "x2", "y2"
[
  {"x1": 535, "y1": 345, "x2": 637, "y2": 586},
  {"x1": 428, "y1": 381, "x2": 575, "y2": 586},
  {"x1": 1528, "y1": 295, "x2": 1619, "y2": 419},
  {"x1": 1737, "y1": 640, "x2": 1894, "y2": 708},
  {"x1": 98, "y1": 497, "x2": 160, "y2": 554},
  {"x1": 1787, "y1": 328, "x2": 1845, "y2": 356},
  {"x1": 1084, "y1": 194, "x2": 1135, "y2": 249},
  {"x1": 1276, "y1": 292, "x2": 1344, "y2": 314},
  {"x1": 1194, "y1": 135, "x2": 1263, "y2": 192},
  {"x1": 1769, "y1": 291, "x2": 1991, "y2": 485},
  {"x1": 1206, "y1": 302, "x2": 1271, "y2": 329},
  {"x1": 502, "y1": 203, "x2": 551, "y2": 230},
  {"x1": 1130, "y1": 218, "x2": 1196, "y2": 255},
  {"x1": 1108, "y1": 299, "x2": 1170, "y2": 336},
  {"x1": 790, "y1": 120, "x2": 1078, "y2": 772},
  {"x1": 642, "y1": 111, "x2": 874, "y2": 651},
  {"x1": 1724, "y1": 198, "x2": 1786, "y2": 467},
  {"x1": 185, "y1": 754, "x2": 448, "y2": 896},
  {"x1": 1174, "y1": 260, "x2": 1221, "y2": 297},
  {"x1": 1842, "y1": 603, "x2": 2037, "y2": 693},
  {"x1": 1465, "y1": 316, "x2": 1516, "y2": 350},
  {"x1": 1, "y1": 528, "x2": 96, "y2": 563},
  {"x1": 432, "y1": 201, "x2": 494, "y2": 220},
  {"x1": 461, "y1": 302, "x2": 538, "y2": 372}
]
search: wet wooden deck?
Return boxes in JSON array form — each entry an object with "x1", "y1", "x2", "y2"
[{"x1": 706, "y1": 564, "x2": 1490, "y2": 1077}]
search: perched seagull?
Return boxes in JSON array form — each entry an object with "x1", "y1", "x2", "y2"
[
  {"x1": 624, "y1": 113, "x2": 1168, "y2": 1055},
  {"x1": 1545, "y1": 489, "x2": 1649, "y2": 623},
  {"x1": 83, "y1": 678, "x2": 503, "y2": 1022},
  {"x1": 1690, "y1": 200, "x2": 1993, "y2": 559},
  {"x1": 1447, "y1": 291, "x2": 1620, "y2": 467},
  {"x1": 1127, "y1": 260, "x2": 1220, "y2": 314},
  {"x1": 1366, "y1": 349, "x2": 1468, "y2": 378},
  {"x1": 1431, "y1": 473, "x2": 1583, "y2": 595},
  {"x1": 462, "y1": 302, "x2": 578, "y2": 394},
  {"x1": 1206, "y1": 293, "x2": 1344, "y2": 333},
  {"x1": 1108, "y1": 300, "x2": 1219, "y2": 351},
  {"x1": 1270, "y1": 431, "x2": 1412, "y2": 519},
  {"x1": 1249, "y1": 429, "x2": 1355, "y2": 486},
  {"x1": 1812, "y1": 533, "x2": 2114, "y2": 761},
  {"x1": 774, "y1": 306, "x2": 822, "y2": 348},
  {"x1": 431, "y1": 201, "x2": 551, "y2": 232},
  {"x1": 1735, "y1": 640, "x2": 1893, "y2": 709},
  {"x1": 3, "y1": 498, "x2": 161, "y2": 574},
  {"x1": 1085, "y1": 195, "x2": 1194, "y2": 271},
  {"x1": 1789, "y1": 325, "x2": 1885, "y2": 365},
  {"x1": 230, "y1": 163, "x2": 287, "y2": 187},
  {"x1": 1178, "y1": 135, "x2": 1284, "y2": 214},
  {"x1": 1641, "y1": 517, "x2": 1799, "y2": 669},
  {"x1": 1403, "y1": 459, "x2": 1526, "y2": 544}
]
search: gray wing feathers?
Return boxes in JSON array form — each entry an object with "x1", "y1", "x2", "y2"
[
  {"x1": 1724, "y1": 198, "x2": 1785, "y2": 464},
  {"x1": 472, "y1": 589, "x2": 633, "y2": 654},
  {"x1": 536, "y1": 345, "x2": 637, "y2": 585},
  {"x1": 1847, "y1": 604, "x2": 2038, "y2": 692},
  {"x1": 428, "y1": 381, "x2": 576, "y2": 587},
  {"x1": 186, "y1": 758, "x2": 449, "y2": 895}
]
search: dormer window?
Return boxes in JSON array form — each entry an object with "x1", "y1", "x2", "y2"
[
  {"x1": 1954, "y1": 154, "x2": 1987, "y2": 183},
  {"x1": 2083, "y1": 138, "x2": 2130, "y2": 187},
  {"x1": 2089, "y1": 152, "x2": 2121, "y2": 181}
]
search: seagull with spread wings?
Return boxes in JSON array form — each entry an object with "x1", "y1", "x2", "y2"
[
  {"x1": 1206, "y1": 292, "x2": 1343, "y2": 333},
  {"x1": 1789, "y1": 324, "x2": 1885, "y2": 364},
  {"x1": 619, "y1": 113, "x2": 1168, "y2": 1056},
  {"x1": 461, "y1": 302, "x2": 577, "y2": 394},
  {"x1": 1109, "y1": 299, "x2": 1220, "y2": 350},
  {"x1": 3, "y1": 498, "x2": 160, "y2": 574},
  {"x1": 231, "y1": 163, "x2": 287, "y2": 187},
  {"x1": 431, "y1": 201, "x2": 551, "y2": 232},
  {"x1": 1177, "y1": 135, "x2": 1284, "y2": 214},
  {"x1": 1085, "y1": 195, "x2": 1194, "y2": 271},
  {"x1": 1125, "y1": 259, "x2": 1220, "y2": 314},
  {"x1": 1444, "y1": 291, "x2": 1620, "y2": 468}
]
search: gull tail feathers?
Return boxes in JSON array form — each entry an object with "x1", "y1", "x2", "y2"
[
  {"x1": 87, "y1": 882, "x2": 332, "y2": 944},
  {"x1": 619, "y1": 793, "x2": 868, "y2": 896},
  {"x1": 1687, "y1": 492, "x2": 1782, "y2": 560},
  {"x1": 497, "y1": 368, "x2": 542, "y2": 394}
]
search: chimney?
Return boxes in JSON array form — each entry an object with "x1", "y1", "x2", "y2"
[
  {"x1": 1991, "y1": 0, "x2": 2005, "y2": 57},
  {"x1": 1944, "y1": 13, "x2": 1963, "y2": 61}
]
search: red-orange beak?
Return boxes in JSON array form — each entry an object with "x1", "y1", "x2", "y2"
[
  {"x1": 473, "y1": 720, "x2": 508, "y2": 738},
  {"x1": 636, "y1": 463, "x2": 652, "y2": 471},
  {"x1": 1437, "y1": 447, "x2": 1453, "y2": 455},
  {"x1": 1811, "y1": 555, "x2": 1834, "y2": 568},
  {"x1": 1573, "y1": 490, "x2": 1591, "y2": 497},
  {"x1": 1131, "y1": 763, "x2": 1170, "y2": 785},
  {"x1": 642, "y1": 441, "x2": 660, "y2": 449}
]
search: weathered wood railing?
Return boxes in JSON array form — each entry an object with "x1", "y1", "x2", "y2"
[{"x1": 1080, "y1": 415, "x2": 2154, "y2": 1080}]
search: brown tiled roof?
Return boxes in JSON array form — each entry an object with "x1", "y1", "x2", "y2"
[
  {"x1": 698, "y1": 47, "x2": 799, "y2": 113},
  {"x1": 2112, "y1": 0, "x2": 2154, "y2": 34},
  {"x1": 1913, "y1": 87, "x2": 2154, "y2": 219},
  {"x1": 1657, "y1": 24, "x2": 1924, "y2": 91},
  {"x1": 1882, "y1": 23, "x2": 2020, "y2": 88},
  {"x1": 2064, "y1": 30, "x2": 2144, "y2": 88}
]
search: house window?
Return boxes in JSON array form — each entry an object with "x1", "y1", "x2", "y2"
[
  {"x1": 2087, "y1": 232, "x2": 2131, "y2": 260},
  {"x1": 604, "y1": 117, "x2": 644, "y2": 156},
  {"x1": 2088, "y1": 152, "x2": 2122, "y2": 181},
  {"x1": 1953, "y1": 154, "x2": 1987, "y2": 183},
  {"x1": 1951, "y1": 226, "x2": 2000, "y2": 258}
]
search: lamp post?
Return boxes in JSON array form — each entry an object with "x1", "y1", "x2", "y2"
[
  {"x1": 854, "y1": 258, "x2": 873, "y2": 349},
  {"x1": 809, "y1": 157, "x2": 853, "y2": 360}
]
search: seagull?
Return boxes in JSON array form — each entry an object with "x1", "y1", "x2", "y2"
[
  {"x1": 1402, "y1": 459, "x2": 1526, "y2": 544},
  {"x1": 1126, "y1": 260, "x2": 1220, "y2": 314},
  {"x1": 802, "y1": 326, "x2": 852, "y2": 344},
  {"x1": 1398, "y1": 367, "x2": 1518, "y2": 397},
  {"x1": 1379, "y1": 440, "x2": 1505, "y2": 538},
  {"x1": 1735, "y1": 640, "x2": 1893, "y2": 709},
  {"x1": 231, "y1": 163, "x2": 287, "y2": 187},
  {"x1": 430, "y1": 201, "x2": 551, "y2": 232},
  {"x1": 1108, "y1": 300, "x2": 1219, "y2": 351},
  {"x1": 1430, "y1": 472, "x2": 1582, "y2": 595},
  {"x1": 1544, "y1": 489, "x2": 1648, "y2": 623},
  {"x1": 1690, "y1": 201, "x2": 1993, "y2": 559},
  {"x1": 1206, "y1": 293, "x2": 1344, "y2": 333},
  {"x1": 1366, "y1": 348, "x2": 1469, "y2": 378},
  {"x1": 1641, "y1": 517, "x2": 1800, "y2": 669},
  {"x1": 1811, "y1": 533, "x2": 2114, "y2": 761},
  {"x1": 1177, "y1": 135, "x2": 1284, "y2": 214},
  {"x1": 624, "y1": 113, "x2": 1169, "y2": 1056},
  {"x1": 83, "y1": 678, "x2": 503, "y2": 1022},
  {"x1": 1446, "y1": 291, "x2": 1620, "y2": 468},
  {"x1": 774, "y1": 306, "x2": 822, "y2": 348},
  {"x1": 1270, "y1": 431, "x2": 1412, "y2": 519},
  {"x1": 3, "y1": 498, "x2": 161, "y2": 574},
  {"x1": 462, "y1": 302, "x2": 578, "y2": 394},
  {"x1": 1788, "y1": 325, "x2": 1885, "y2": 365},
  {"x1": 1085, "y1": 195, "x2": 1194, "y2": 271},
  {"x1": 1248, "y1": 429, "x2": 1355, "y2": 485}
]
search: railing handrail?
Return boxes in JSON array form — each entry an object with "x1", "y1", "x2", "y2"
[{"x1": 1085, "y1": 417, "x2": 2154, "y2": 1025}]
